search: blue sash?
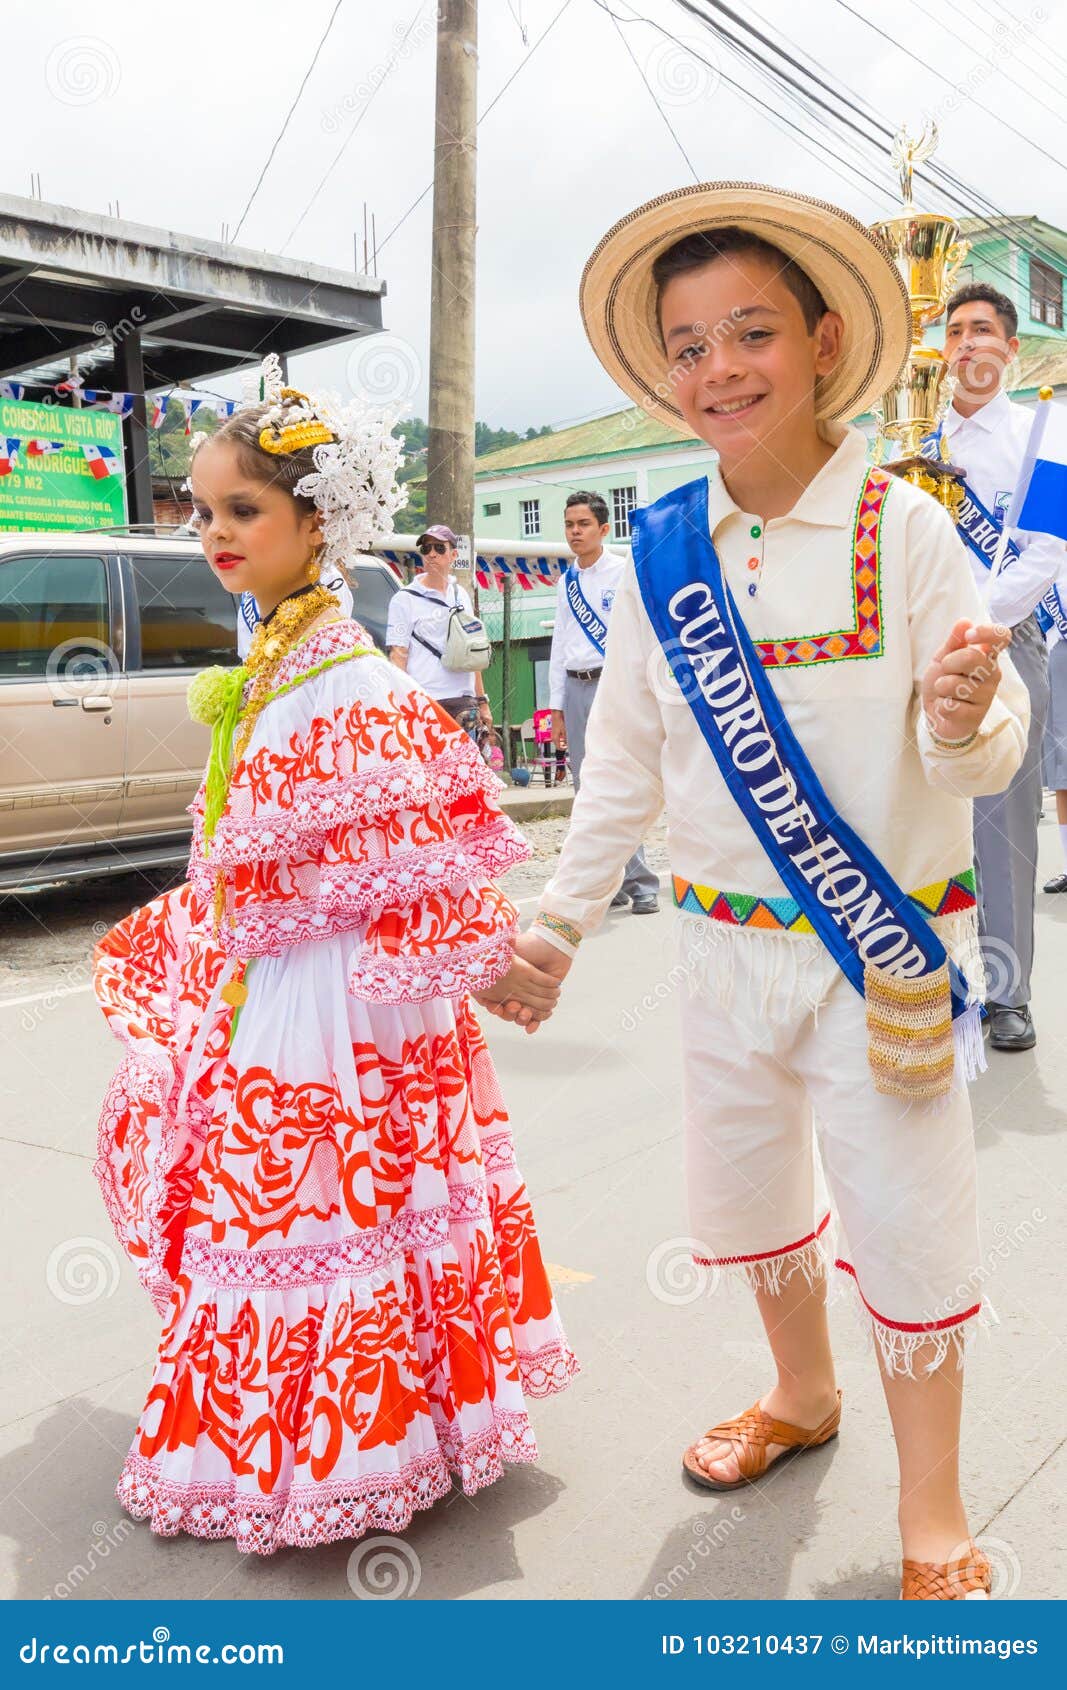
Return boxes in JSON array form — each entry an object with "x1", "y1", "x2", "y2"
[
  {"x1": 565, "y1": 563, "x2": 608, "y2": 657},
  {"x1": 1044, "y1": 586, "x2": 1067, "y2": 640},
  {"x1": 631, "y1": 479, "x2": 973, "y2": 1026},
  {"x1": 919, "y1": 426, "x2": 1021, "y2": 574},
  {"x1": 921, "y1": 425, "x2": 1063, "y2": 635}
]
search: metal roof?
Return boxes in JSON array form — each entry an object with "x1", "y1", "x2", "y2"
[{"x1": 0, "y1": 192, "x2": 385, "y2": 390}]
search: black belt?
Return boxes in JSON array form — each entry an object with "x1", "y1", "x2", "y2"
[{"x1": 566, "y1": 667, "x2": 603, "y2": 682}]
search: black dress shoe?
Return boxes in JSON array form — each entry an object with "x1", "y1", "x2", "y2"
[
  {"x1": 1043, "y1": 872, "x2": 1067, "y2": 893},
  {"x1": 630, "y1": 895, "x2": 660, "y2": 915},
  {"x1": 987, "y1": 1005, "x2": 1036, "y2": 1051},
  {"x1": 609, "y1": 891, "x2": 630, "y2": 909}
]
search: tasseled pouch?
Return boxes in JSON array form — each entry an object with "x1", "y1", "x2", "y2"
[{"x1": 864, "y1": 960, "x2": 955, "y2": 1102}]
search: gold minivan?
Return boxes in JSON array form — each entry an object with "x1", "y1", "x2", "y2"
[{"x1": 0, "y1": 531, "x2": 399, "y2": 892}]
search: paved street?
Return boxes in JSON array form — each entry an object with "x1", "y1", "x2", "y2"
[{"x1": 1, "y1": 815, "x2": 1064, "y2": 1603}]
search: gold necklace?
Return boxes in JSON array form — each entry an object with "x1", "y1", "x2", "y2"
[{"x1": 210, "y1": 584, "x2": 339, "y2": 940}]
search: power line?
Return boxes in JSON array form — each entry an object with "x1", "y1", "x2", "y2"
[
  {"x1": 676, "y1": 0, "x2": 1067, "y2": 284},
  {"x1": 231, "y1": 0, "x2": 347, "y2": 245},
  {"x1": 606, "y1": 5, "x2": 700, "y2": 180},
  {"x1": 281, "y1": 1, "x2": 431, "y2": 255},
  {"x1": 377, "y1": 0, "x2": 576, "y2": 258},
  {"x1": 830, "y1": 0, "x2": 1067, "y2": 179},
  {"x1": 960, "y1": 0, "x2": 1067, "y2": 99}
]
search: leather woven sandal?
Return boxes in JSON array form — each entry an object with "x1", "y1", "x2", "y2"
[
  {"x1": 901, "y1": 1542, "x2": 991, "y2": 1600},
  {"x1": 682, "y1": 1390, "x2": 842, "y2": 1492}
]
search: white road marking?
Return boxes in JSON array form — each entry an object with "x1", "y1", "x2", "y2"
[{"x1": 0, "y1": 982, "x2": 93, "y2": 1011}]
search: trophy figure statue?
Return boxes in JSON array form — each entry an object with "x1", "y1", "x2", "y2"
[{"x1": 870, "y1": 122, "x2": 970, "y2": 519}]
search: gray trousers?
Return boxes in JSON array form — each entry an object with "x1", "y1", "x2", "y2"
[
  {"x1": 563, "y1": 672, "x2": 660, "y2": 902},
  {"x1": 973, "y1": 613, "x2": 1050, "y2": 1009}
]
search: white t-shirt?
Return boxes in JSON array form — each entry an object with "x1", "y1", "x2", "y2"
[
  {"x1": 236, "y1": 572, "x2": 353, "y2": 659},
  {"x1": 386, "y1": 574, "x2": 476, "y2": 698}
]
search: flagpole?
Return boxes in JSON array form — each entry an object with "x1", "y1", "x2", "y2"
[{"x1": 991, "y1": 385, "x2": 1055, "y2": 583}]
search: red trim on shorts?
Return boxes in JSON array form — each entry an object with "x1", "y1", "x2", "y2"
[
  {"x1": 835, "y1": 1259, "x2": 981, "y2": 1331},
  {"x1": 694, "y1": 1211, "x2": 831, "y2": 1268}
]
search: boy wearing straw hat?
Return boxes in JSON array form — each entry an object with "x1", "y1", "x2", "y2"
[{"x1": 505, "y1": 185, "x2": 1029, "y2": 1599}]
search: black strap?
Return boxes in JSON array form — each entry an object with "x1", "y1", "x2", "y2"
[{"x1": 401, "y1": 582, "x2": 460, "y2": 658}]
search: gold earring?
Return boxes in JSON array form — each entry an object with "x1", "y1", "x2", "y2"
[{"x1": 306, "y1": 545, "x2": 322, "y2": 584}]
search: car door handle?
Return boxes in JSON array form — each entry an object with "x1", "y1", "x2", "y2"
[
  {"x1": 51, "y1": 697, "x2": 78, "y2": 708},
  {"x1": 81, "y1": 695, "x2": 114, "y2": 712}
]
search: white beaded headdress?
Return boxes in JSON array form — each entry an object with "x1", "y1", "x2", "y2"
[{"x1": 187, "y1": 353, "x2": 405, "y2": 573}]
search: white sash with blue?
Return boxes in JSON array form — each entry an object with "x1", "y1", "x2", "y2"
[
  {"x1": 921, "y1": 425, "x2": 1062, "y2": 635},
  {"x1": 631, "y1": 478, "x2": 982, "y2": 1087},
  {"x1": 565, "y1": 563, "x2": 608, "y2": 658}
]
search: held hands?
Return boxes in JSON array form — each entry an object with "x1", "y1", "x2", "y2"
[
  {"x1": 473, "y1": 931, "x2": 573, "y2": 1036},
  {"x1": 922, "y1": 619, "x2": 1011, "y2": 743}
]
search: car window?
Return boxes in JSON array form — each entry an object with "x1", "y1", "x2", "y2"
[
  {"x1": 350, "y1": 561, "x2": 398, "y2": 648},
  {"x1": 131, "y1": 552, "x2": 238, "y2": 669},
  {"x1": 0, "y1": 552, "x2": 109, "y2": 680}
]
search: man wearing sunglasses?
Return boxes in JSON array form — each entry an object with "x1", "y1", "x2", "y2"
[{"x1": 387, "y1": 524, "x2": 493, "y2": 731}]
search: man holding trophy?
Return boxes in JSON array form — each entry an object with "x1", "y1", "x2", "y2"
[
  {"x1": 936, "y1": 285, "x2": 1063, "y2": 1051},
  {"x1": 873, "y1": 130, "x2": 1065, "y2": 1053}
]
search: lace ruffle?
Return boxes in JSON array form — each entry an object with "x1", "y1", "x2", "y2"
[
  {"x1": 116, "y1": 1409, "x2": 541, "y2": 1555},
  {"x1": 191, "y1": 744, "x2": 509, "y2": 867},
  {"x1": 349, "y1": 927, "x2": 516, "y2": 1004},
  {"x1": 93, "y1": 1053, "x2": 177, "y2": 1317}
]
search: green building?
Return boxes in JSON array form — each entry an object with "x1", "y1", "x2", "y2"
[{"x1": 475, "y1": 212, "x2": 1067, "y2": 730}]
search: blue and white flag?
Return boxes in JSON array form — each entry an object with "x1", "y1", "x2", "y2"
[{"x1": 1004, "y1": 390, "x2": 1067, "y2": 545}]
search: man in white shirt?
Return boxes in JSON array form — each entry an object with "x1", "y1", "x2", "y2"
[
  {"x1": 1041, "y1": 561, "x2": 1067, "y2": 894},
  {"x1": 549, "y1": 491, "x2": 660, "y2": 913},
  {"x1": 940, "y1": 283, "x2": 1064, "y2": 1050},
  {"x1": 386, "y1": 524, "x2": 493, "y2": 732}
]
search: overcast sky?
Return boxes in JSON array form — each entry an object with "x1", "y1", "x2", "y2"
[{"x1": 10, "y1": 0, "x2": 1067, "y2": 429}]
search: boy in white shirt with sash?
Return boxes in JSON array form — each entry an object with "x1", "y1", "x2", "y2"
[{"x1": 506, "y1": 185, "x2": 1029, "y2": 1600}]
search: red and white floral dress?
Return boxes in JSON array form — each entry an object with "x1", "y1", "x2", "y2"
[{"x1": 93, "y1": 619, "x2": 577, "y2": 1554}]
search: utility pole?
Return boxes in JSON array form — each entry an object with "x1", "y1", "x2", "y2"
[{"x1": 426, "y1": 0, "x2": 477, "y2": 561}]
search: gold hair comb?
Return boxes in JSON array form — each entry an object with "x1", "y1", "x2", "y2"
[{"x1": 258, "y1": 386, "x2": 336, "y2": 456}]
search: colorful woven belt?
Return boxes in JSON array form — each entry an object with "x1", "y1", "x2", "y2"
[{"x1": 672, "y1": 868, "x2": 976, "y2": 934}]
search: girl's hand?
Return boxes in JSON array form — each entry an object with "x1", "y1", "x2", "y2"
[
  {"x1": 474, "y1": 932, "x2": 573, "y2": 1034},
  {"x1": 474, "y1": 950, "x2": 562, "y2": 1028}
]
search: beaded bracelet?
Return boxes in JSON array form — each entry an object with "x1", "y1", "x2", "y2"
[
  {"x1": 534, "y1": 912, "x2": 583, "y2": 949},
  {"x1": 926, "y1": 719, "x2": 979, "y2": 752}
]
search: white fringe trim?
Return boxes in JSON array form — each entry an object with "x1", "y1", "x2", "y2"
[
  {"x1": 695, "y1": 1215, "x2": 836, "y2": 1299},
  {"x1": 930, "y1": 906, "x2": 985, "y2": 1004},
  {"x1": 678, "y1": 916, "x2": 837, "y2": 1022},
  {"x1": 836, "y1": 1263, "x2": 996, "y2": 1378}
]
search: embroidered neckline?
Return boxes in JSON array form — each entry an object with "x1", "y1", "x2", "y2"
[{"x1": 754, "y1": 467, "x2": 889, "y2": 669}]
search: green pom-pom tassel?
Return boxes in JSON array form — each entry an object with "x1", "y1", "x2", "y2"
[
  {"x1": 199, "y1": 666, "x2": 249, "y2": 846},
  {"x1": 187, "y1": 665, "x2": 235, "y2": 727}
]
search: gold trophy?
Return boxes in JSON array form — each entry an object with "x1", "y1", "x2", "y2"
[{"x1": 870, "y1": 123, "x2": 970, "y2": 519}]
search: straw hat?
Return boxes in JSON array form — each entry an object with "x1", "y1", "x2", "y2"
[{"x1": 580, "y1": 181, "x2": 912, "y2": 431}]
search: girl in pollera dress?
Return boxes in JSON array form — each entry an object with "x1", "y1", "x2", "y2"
[{"x1": 92, "y1": 356, "x2": 576, "y2": 1553}]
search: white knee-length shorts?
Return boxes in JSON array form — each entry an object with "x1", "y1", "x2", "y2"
[{"x1": 677, "y1": 916, "x2": 984, "y2": 1374}]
